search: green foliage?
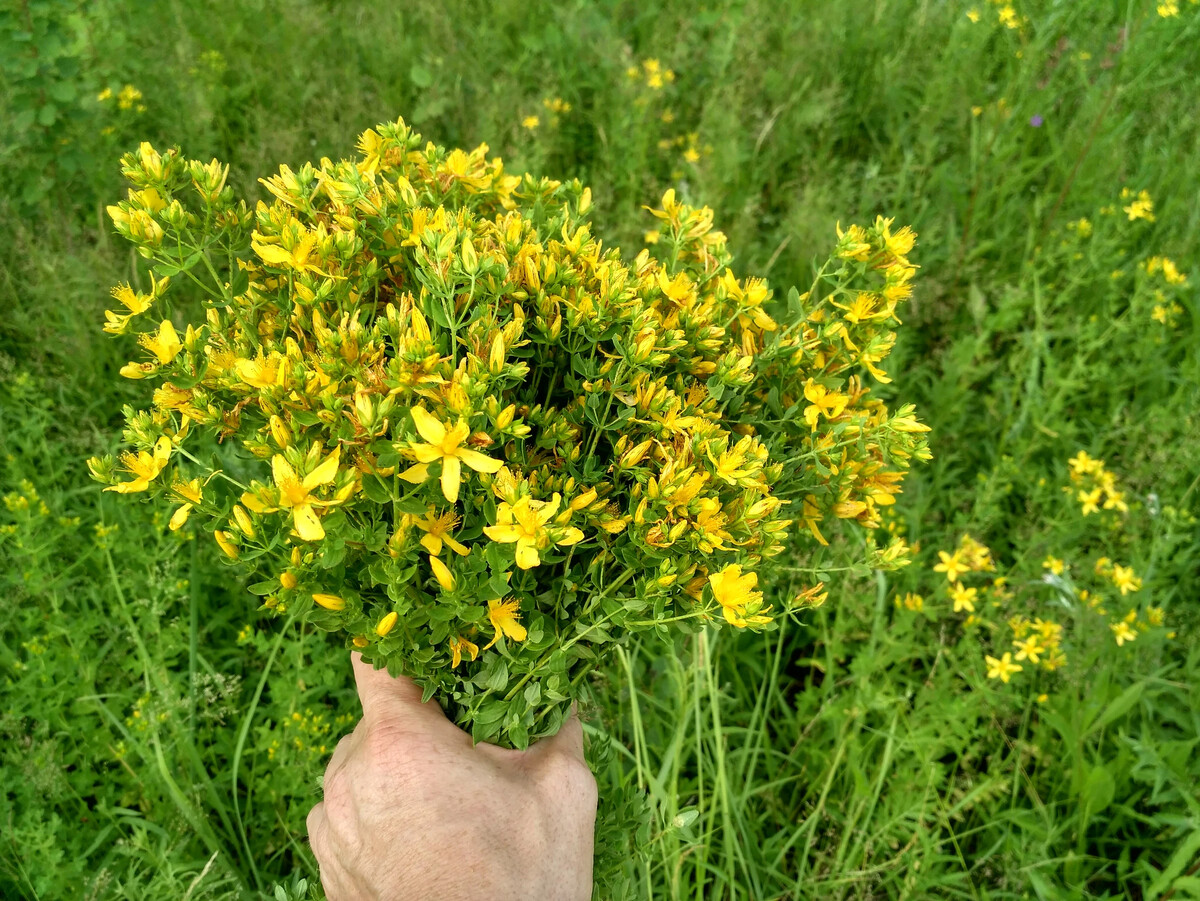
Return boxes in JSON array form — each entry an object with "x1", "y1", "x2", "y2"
[{"x1": 2, "y1": 0, "x2": 1198, "y2": 898}]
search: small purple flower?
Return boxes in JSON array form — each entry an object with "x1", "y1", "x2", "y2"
[{"x1": 1029, "y1": 115, "x2": 1044, "y2": 127}]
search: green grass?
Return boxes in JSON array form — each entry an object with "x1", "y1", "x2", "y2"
[{"x1": 3, "y1": 0, "x2": 1199, "y2": 897}]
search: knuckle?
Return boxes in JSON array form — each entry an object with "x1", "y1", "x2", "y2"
[
  {"x1": 540, "y1": 749, "x2": 596, "y2": 799},
  {"x1": 322, "y1": 761, "x2": 351, "y2": 802}
]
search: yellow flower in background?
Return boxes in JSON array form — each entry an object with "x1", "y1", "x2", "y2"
[
  {"x1": 1122, "y1": 189, "x2": 1155, "y2": 222},
  {"x1": 117, "y1": 84, "x2": 143, "y2": 110},
  {"x1": 449, "y1": 634, "x2": 480, "y2": 667},
  {"x1": 644, "y1": 230, "x2": 661, "y2": 245},
  {"x1": 1157, "y1": 1, "x2": 1179, "y2": 15},
  {"x1": 1110, "y1": 564, "x2": 1142, "y2": 595},
  {"x1": 269, "y1": 446, "x2": 342, "y2": 541},
  {"x1": 934, "y1": 549, "x2": 968, "y2": 581},
  {"x1": 1078, "y1": 487, "x2": 1102, "y2": 515},
  {"x1": 950, "y1": 581, "x2": 977, "y2": 613},
  {"x1": 522, "y1": 116, "x2": 540, "y2": 130},
  {"x1": 484, "y1": 598, "x2": 527, "y2": 648},
  {"x1": 1042, "y1": 556, "x2": 1065, "y2": 576},
  {"x1": 966, "y1": 8, "x2": 980, "y2": 21},
  {"x1": 402, "y1": 407, "x2": 502, "y2": 504},
  {"x1": 107, "y1": 437, "x2": 172, "y2": 494},
  {"x1": 1111, "y1": 621, "x2": 1137, "y2": 646},
  {"x1": 985, "y1": 652, "x2": 1022, "y2": 683},
  {"x1": 1012, "y1": 635, "x2": 1043, "y2": 664}
]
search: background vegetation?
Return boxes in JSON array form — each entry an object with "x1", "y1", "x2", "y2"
[{"x1": 2, "y1": 0, "x2": 1197, "y2": 897}]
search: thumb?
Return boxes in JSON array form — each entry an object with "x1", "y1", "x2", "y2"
[{"x1": 351, "y1": 652, "x2": 445, "y2": 725}]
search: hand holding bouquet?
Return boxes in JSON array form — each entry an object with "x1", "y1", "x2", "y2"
[{"x1": 90, "y1": 118, "x2": 929, "y2": 747}]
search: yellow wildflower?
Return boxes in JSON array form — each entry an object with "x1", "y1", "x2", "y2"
[
  {"x1": 139, "y1": 320, "x2": 183, "y2": 365},
  {"x1": 402, "y1": 407, "x2": 502, "y2": 504},
  {"x1": 168, "y1": 477, "x2": 203, "y2": 530},
  {"x1": 985, "y1": 652, "x2": 1022, "y2": 683},
  {"x1": 107, "y1": 436, "x2": 172, "y2": 494},
  {"x1": 214, "y1": 529, "x2": 239, "y2": 559},
  {"x1": 484, "y1": 598, "x2": 527, "y2": 649},
  {"x1": 950, "y1": 581, "x2": 977, "y2": 613},
  {"x1": 1042, "y1": 555, "x2": 1065, "y2": 576},
  {"x1": 1122, "y1": 189, "x2": 1155, "y2": 222},
  {"x1": 803, "y1": 380, "x2": 849, "y2": 429},
  {"x1": 933, "y1": 549, "x2": 969, "y2": 581},
  {"x1": 1110, "y1": 564, "x2": 1142, "y2": 595},
  {"x1": 484, "y1": 494, "x2": 583, "y2": 570},
  {"x1": 414, "y1": 508, "x2": 470, "y2": 557},
  {"x1": 449, "y1": 634, "x2": 480, "y2": 667},
  {"x1": 1111, "y1": 621, "x2": 1136, "y2": 646},
  {"x1": 522, "y1": 116, "x2": 540, "y2": 130},
  {"x1": 269, "y1": 446, "x2": 342, "y2": 541},
  {"x1": 708, "y1": 564, "x2": 771, "y2": 628},
  {"x1": 1012, "y1": 635, "x2": 1043, "y2": 664}
]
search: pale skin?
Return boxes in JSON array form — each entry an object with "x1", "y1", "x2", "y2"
[{"x1": 307, "y1": 654, "x2": 598, "y2": 901}]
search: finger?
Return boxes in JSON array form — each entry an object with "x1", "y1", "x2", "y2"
[
  {"x1": 306, "y1": 802, "x2": 329, "y2": 858},
  {"x1": 351, "y1": 652, "x2": 445, "y2": 724},
  {"x1": 323, "y1": 731, "x2": 359, "y2": 791}
]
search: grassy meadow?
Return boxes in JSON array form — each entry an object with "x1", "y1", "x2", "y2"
[{"x1": 2, "y1": 0, "x2": 1199, "y2": 898}]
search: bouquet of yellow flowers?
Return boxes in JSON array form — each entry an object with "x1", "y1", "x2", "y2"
[{"x1": 90, "y1": 118, "x2": 929, "y2": 747}]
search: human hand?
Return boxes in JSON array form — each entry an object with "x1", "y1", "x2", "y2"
[{"x1": 306, "y1": 653, "x2": 597, "y2": 901}]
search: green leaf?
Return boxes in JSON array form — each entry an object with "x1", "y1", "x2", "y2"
[
  {"x1": 409, "y1": 62, "x2": 434, "y2": 88},
  {"x1": 1086, "y1": 681, "x2": 1145, "y2": 736},
  {"x1": 360, "y1": 473, "x2": 392, "y2": 504},
  {"x1": 1081, "y1": 764, "x2": 1115, "y2": 816}
]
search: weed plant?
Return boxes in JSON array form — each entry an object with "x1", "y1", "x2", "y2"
[{"x1": 2, "y1": 0, "x2": 1198, "y2": 898}]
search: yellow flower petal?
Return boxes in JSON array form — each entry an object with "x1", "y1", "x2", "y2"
[
  {"x1": 410, "y1": 406, "x2": 446, "y2": 445},
  {"x1": 303, "y1": 446, "x2": 341, "y2": 489},
  {"x1": 456, "y1": 448, "x2": 503, "y2": 474},
  {"x1": 400, "y1": 462, "x2": 430, "y2": 484},
  {"x1": 440, "y1": 456, "x2": 461, "y2": 503},
  {"x1": 293, "y1": 503, "x2": 325, "y2": 541},
  {"x1": 515, "y1": 541, "x2": 540, "y2": 570}
]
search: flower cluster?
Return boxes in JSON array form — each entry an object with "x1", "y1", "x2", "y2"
[
  {"x1": 898, "y1": 447, "x2": 1172, "y2": 693},
  {"x1": 1065, "y1": 450, "x2": 1129, "y2": 516},
  {"x1": 90, "y1": 119, "x2": 928, "y2": 746}
]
